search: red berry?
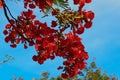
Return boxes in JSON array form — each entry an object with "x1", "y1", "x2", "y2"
[
  {"x1": 10, "y1": 44, "x2": 17, "y2": 48},
  {"x1": 61, "y1": 73, "x2": 68, "y2": 79},
  {"x1": 24, "y1": 44, "x2": 28, "y2": 49},
  {"x1": 57, "y1": 66, "x2": 63, "y2": 70},
  {"x1": 29, "y1": 3, "x2": 36, "y2": 9},
  {"x1": 3, "y1": 30, "x2": 8, "y2": 35},
  {"x1": 32, "y1": 55, "x2": 38, "y2": 61},
  {"x1": 73, "y1": 0, "x2": 79, "y2": 5},
  {"x1": 52, "y1": 10, "x2": 57, "y2": 16},
  {"x1": 5, "y1": 24, "x2": 11, "y2": 29},
  {"x1": 77, "y1": 27, "x2": 84, "y2": 34},
  {"x1": 84, "y1": 21, "x2": 92, "y2": 28},
  {"x1": 51, "y1": 20, "x2": 57, "y2": 27},
  {"x1": 86, "y1": 0, "x2": 92, "y2": 3},
  {"x1": 5, "y1": 36, "x2": 10, "y2": 43}
]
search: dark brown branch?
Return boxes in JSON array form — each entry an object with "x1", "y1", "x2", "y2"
[
  {"x1": 6, "y1": 5, "x2": 17, "y2": 20},
  {"x1": 1, "y1": 0, "x2": 34, "y2": 44},
  {"x1": 1, "y1": 0, "x2": 11, "y2": 22},
  {"x1": 1, "y1": 0, "x2": 16, "y2": 20}
]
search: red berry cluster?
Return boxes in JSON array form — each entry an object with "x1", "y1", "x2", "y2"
[
  {"x1": 3, "y1": 0, "x2": 94, "y2": 79},
  {"x1": 24, "y1": 0, "x2": 53, "y2": 12}
]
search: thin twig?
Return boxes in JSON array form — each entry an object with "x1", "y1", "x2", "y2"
[
  {"x1": 1, "y1": 0, "x2": 33, "y2": 44},
  {"x1": 6, "y1": 5, "x2": 17, "y2": 20}
]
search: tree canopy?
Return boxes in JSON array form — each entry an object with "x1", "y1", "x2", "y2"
[{"x1": 13, "y1": 61, "x2": 117, "y2": 80}]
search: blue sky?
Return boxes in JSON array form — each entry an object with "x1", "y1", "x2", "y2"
[{"x1": 0, "y1": 0, "x2": 120, "y2": 80}]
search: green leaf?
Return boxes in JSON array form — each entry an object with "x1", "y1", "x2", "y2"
[
  {"x1": 90, "y1": 61, "x2": 96, "y2": 69},
  {"x1": 42, "y1": 7, "x2": 52, "y2": 18},
  {"x1": 52, "y1": 0, "x2": 69, "y2": 9}
]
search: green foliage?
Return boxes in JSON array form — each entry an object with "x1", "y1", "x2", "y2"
[
  {"x1": 40, "y1": 72, "x2": 49, "y2": 80},
  {"x1": 52, "y1": 0, "x2": 69, "y2": 9},
  {"x1": 42, "y1": 0, "x2": 69, "y2": 17},
  {"x1": 82, "y1": 61, "x2": 117, "y2": 80},
  {"x1": 0, "y1": 54, "x2": 14, "y2": 65},
  {"x1": 24, "y1": 61, "x2": 117, "y2": 80},
  {"x1": 13, "y1": 76, "x2": 23, "y2": 80}
]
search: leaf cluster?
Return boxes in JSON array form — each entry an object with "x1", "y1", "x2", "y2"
[{"x1": 12, "y1": 61, "x2": 117, "y2": 80}]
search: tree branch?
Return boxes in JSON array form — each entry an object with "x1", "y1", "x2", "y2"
[{"x1": 1, "y1": 0, "x2": 34, "y2": 44}]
